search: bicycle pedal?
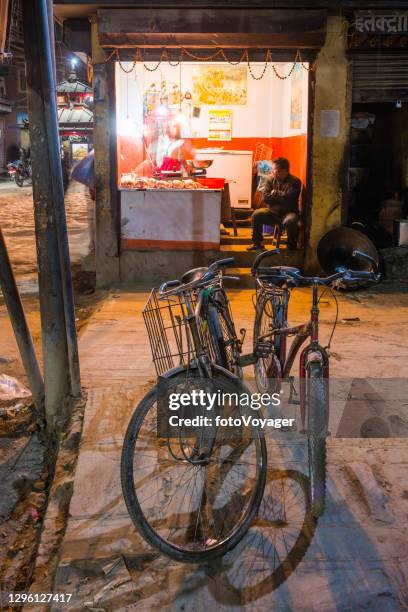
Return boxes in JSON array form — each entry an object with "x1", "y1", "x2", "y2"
[{"x1": 237, "y1": 353, "x2": 257, "y2": 367}]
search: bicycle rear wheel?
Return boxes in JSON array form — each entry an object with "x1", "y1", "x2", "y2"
[
  {"x1": 206, "y1": 293, "x2": 242, "y2": 377},
  {"x1": 15, "y1": 171, "x2": 24, "y2": 187},
  {"x1": 121, "y1": 369, "x2": 267, "y2": 563},
  {"x1": 306, "y1": 362, "x2": 327, "y2": 517}
]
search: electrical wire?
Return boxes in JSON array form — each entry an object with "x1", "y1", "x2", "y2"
[{"x1": 317, "y1": 282, "x2": 339, "y2": 351}]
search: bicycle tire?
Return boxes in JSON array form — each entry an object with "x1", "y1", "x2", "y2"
[
  {"x1": 121, "y1": 369, "x2": 267, "y2": 563},
  {"x1": 306, "y1": 362, "x2": 327, "y2": 518},
  {"x1": 15, "y1": 171, "x2": 24, "y2": 187},
  {"x1": 206, "y1": 295, "x2": 242, "y2": 378},
  {"x1": 253, "y1": 296, "x2": 281, "y2": 393}
]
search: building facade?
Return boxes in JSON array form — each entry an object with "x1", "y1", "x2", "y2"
[{"x1": 53, "y1": 2, "x2": 408, "y2": 284}]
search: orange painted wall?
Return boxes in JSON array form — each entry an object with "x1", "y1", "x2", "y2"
[{"x1": 117, "y1": 134, "x2": 308, "y2": 186}]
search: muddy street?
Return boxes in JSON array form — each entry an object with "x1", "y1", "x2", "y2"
[{"x1": 0, "y1": 180, "x2": 93, "y2": 293}]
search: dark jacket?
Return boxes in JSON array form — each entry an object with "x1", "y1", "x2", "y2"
[{"x1": 263, "y1": 173, "x2": 301, "y2": 216}]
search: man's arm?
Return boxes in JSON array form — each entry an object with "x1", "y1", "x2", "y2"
[
  {"x1": 264, "y1": 177, "x2": 301, "y2": 210},
  {"x1": 262, "y1": 177, "x2": 276, "y2": 204}
]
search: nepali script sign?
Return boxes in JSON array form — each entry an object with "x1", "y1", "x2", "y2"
[{"x1": 354, "y1": 11, "x2": 408, "y2": 34}]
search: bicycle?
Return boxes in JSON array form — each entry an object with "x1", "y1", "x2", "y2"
[
  {"x1": 251, "y1": 249, "x2": 380, "y2": 517},
  {"x1": 121, "y1": 257, "x2": 267, "y2": 563}
]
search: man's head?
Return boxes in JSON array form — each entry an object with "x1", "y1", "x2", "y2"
[{"x1": 272, "y1": 157, "x2": 290, "y2": 181}]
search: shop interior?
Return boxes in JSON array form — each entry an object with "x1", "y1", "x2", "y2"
[
  {"x1": 348, "y1": 102, "x2": 408, "y2": 248},
  {"x1": 115, "y1": 59, "x2": 309, "y2": 250}
]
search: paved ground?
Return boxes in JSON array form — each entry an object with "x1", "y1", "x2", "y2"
[{"x1": 50, "y1": 283, "x2": 408, "y2": 611}]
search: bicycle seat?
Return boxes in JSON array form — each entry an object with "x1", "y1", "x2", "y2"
[{"x1": 181, "y1": 267, "x2": 209, "y2": 284}]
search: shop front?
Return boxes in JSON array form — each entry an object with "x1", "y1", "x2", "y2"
[
  {"x1": 116, "y1": 56, "x2": 309, "y2": 254},
  {"x1": 78, "y1": 6, "x2": 351, "y2": 286}
]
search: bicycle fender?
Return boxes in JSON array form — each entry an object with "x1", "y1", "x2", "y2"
[{"x1": 157, "y1": 363, "x2": 244, "y2": 384}]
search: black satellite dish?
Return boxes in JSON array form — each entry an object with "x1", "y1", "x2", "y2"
[{"x1": 317, "y1": 227, "x2": 379, "y2": 275}]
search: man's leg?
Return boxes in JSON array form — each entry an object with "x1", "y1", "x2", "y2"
[
  {"x1": 251, "y1": 208, "x2": 281, "y2": 246},
  {"x1": 284, "y1": 216, "x2": 299, "y2": 250}
]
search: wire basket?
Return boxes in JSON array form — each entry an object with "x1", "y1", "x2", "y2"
[{"x1": 143, "y1": 288, "x2": 201, "y2": 376}]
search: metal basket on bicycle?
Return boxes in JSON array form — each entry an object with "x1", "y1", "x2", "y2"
[{"x1": 143, "y1": 287, "x2": 202, "y2": 376}]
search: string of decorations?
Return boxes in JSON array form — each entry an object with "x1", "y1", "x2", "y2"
[{"x1": 103, "y1": 47, "x2": 317, "y2": 80}]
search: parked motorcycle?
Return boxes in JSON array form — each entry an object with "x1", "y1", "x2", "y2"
[
  {"x1": 14, "y1": 148, "x2": 32, "y2": 187},
  {"x1": 6, "y1": 160, "x2": 18, "y2": 181}
]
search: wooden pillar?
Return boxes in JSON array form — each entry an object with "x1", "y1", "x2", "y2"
[
  {"x1": 91, "y1": 16, "x2": 120, "y2": 287},
  {"x1": 22, "y1": 0, "x2": 81, "y2": 429},
  {"x1": 305, "y1": 15, "x2": 351, "y2": 272}
]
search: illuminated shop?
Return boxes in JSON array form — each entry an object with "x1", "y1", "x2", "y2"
[{"x1": 116, "y1": 54, "x2": 310, "y2": 251}]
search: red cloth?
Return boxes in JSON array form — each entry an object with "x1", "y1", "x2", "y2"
[{"x1": 160, "y1": 156, "x2": 181, "y2": 173}]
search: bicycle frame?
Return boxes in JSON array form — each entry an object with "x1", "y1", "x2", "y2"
[{"x1": 257, "y1": 282, "x2": 329, "y2": 429}]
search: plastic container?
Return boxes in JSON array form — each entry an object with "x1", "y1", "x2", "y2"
[{"x1": 195, "y1": 177, "x2": 225, "y2": 189}]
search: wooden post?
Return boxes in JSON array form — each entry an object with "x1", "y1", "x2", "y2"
[
  {"x1": 91, "y1": 16, "x2": 120, "y2": 288},
  {"x1": 22, "y1": 0, "x2": 81, "y2": 428},
  {"x1": 0, "y1": 228, "x2": 44, "y2": 412}
]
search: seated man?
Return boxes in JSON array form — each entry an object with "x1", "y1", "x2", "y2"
[{"x1": 247, "y1": 157, "x2": 301, "y2": 251}]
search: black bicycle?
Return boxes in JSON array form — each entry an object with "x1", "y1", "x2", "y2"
[{"x1": 121, "y1": 258, "x2": 266, "y2": 563}]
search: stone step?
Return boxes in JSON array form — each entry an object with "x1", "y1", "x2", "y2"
[
  {"x1": 219, "y1": 245, "x2": 304, "y2": 268},
  {"x1": 223, "y1": 267, "x2": 254, "y2": 289},
  {"x1": 220, "y1": 234, "x2": 277, "y2": 246}
]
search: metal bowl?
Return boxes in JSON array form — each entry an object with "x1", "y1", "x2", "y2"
[{"x1": 185, "y1": 159, "x2": 213, "y2": 170}]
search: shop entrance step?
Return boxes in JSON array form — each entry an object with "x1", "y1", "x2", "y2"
[
  {"x1": 224, "y1": 268, "x2": 254, "y2": 289},
  {"x1": 220, "y1": 234, "x2": 277, "y2": 246},
  {"x1": 219, "y1": 245, "x2": 304, "y2": 269},
  {"x1": 220, "y1": 226, "x2": 283, "y2": 246}
]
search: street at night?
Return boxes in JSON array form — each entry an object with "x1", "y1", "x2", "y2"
[{"x1": 1, "y1": 1, "x2": 408, "y2": 610}]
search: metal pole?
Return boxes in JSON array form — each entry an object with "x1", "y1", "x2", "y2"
[
  {"x1": 22, "y1": 0, "x2": 80, "y2": 428},
  {"x1": 0, "y1": 229, "x2": 44, "y2": 411}
]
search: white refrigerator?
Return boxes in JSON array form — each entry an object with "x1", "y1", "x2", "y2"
[{"x1": 195, "y1": 149, "x2": 253, "y2": 208}]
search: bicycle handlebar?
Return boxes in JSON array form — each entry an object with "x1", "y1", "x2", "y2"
[
  {"x1": 159, "y1": 257, "x2": 236, "y2": 297},
  {"x1": 251, "y1": 248, "x2": 380, "y2": 286},
  {"x1": 271, "y1": 267, "x2": 380, "y2": 287},
  {"x1": 352, "y1": 249, "x2": 379, "y2": 275},
  {"x1": 251, "y1": 249, "x2": 280, "y2": 273}
]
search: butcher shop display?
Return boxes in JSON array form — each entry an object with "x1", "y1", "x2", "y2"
[{"x1": 120, "y1": 174, "x2": 209, "y2": 190}]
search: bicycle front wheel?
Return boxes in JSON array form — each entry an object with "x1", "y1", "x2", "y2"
[
  {"x1": 306, "y1": 362, "x2": 327, "y2": 518},
  {"x1": 121, "y1": 369, "x2": 267, "y2": 563}
]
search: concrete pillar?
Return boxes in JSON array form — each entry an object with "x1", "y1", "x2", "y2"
[
  {"x1": 91, "y1": 16, "x2": 120, "y2": 287},
  {"x1": 305, "y1": 15, "x2": 351, "y2": 272}
]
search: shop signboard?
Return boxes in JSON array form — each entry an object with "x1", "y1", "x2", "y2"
[
  {"x1": 353, "y1": 11, "x2": 408, "y2": 34},
  {"x1": 208, "y1": 109, "x2": 232, "y2": 141}
]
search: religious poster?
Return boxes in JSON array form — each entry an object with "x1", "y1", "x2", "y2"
[
  {"x1": 290, "y1": 63, "x2": 303, "y2": 130},
  {"x1": 192, "y1": 66, "x2": 247, "y2": 106},
  {"x1": 208, "y1": 109, "x2": 233, "y2": 141}
]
